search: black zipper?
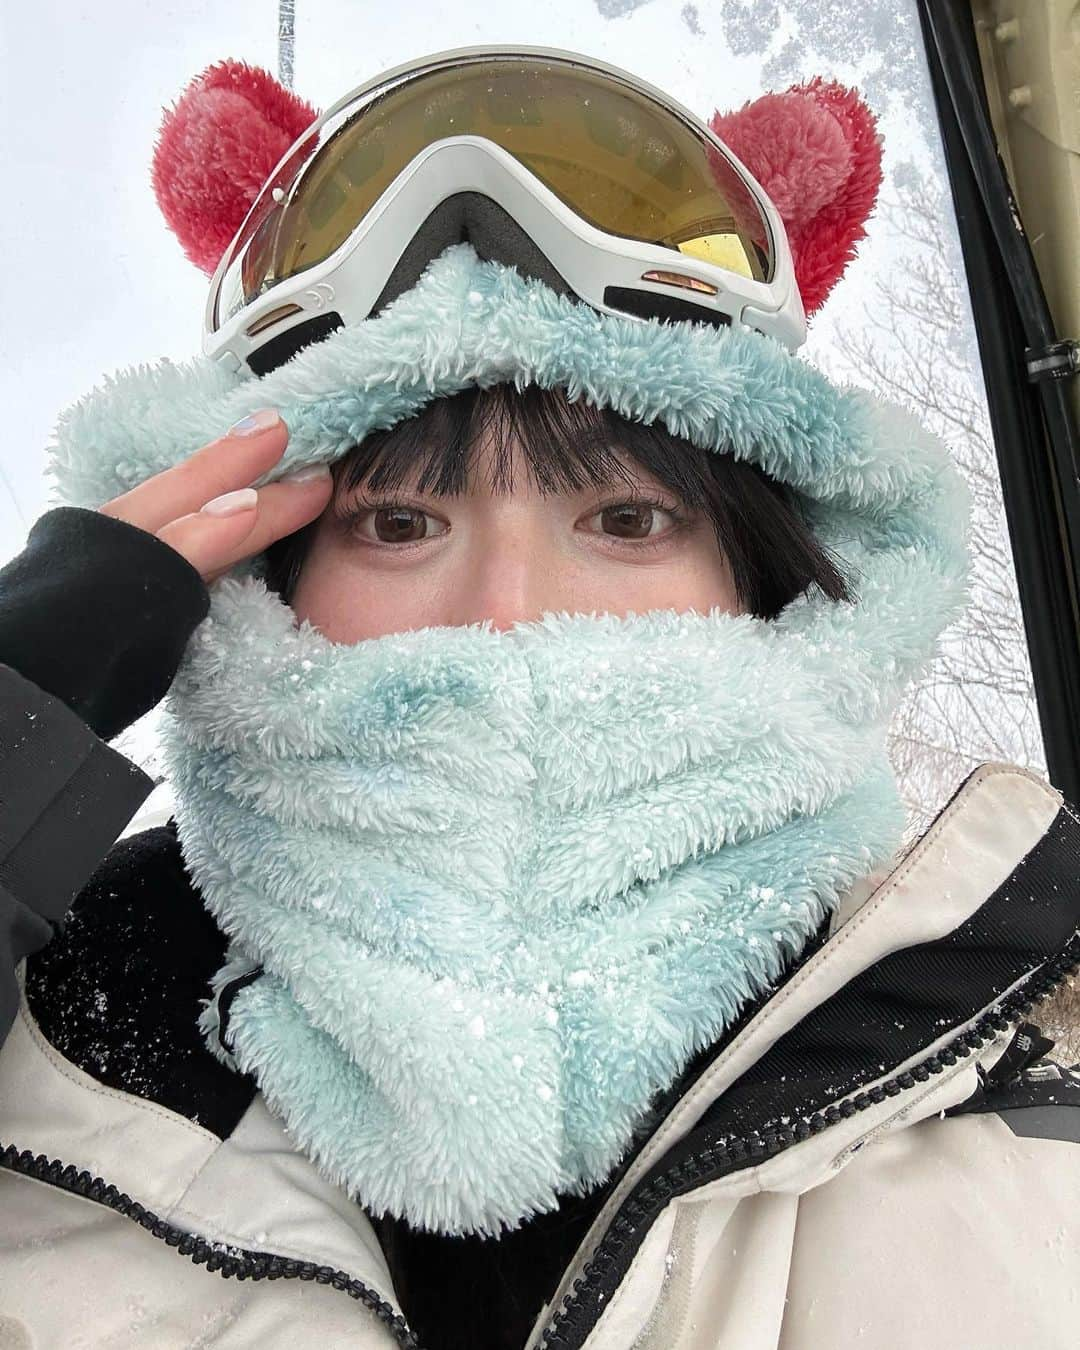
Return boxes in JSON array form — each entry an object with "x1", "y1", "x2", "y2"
[
  {"x1": 534, "y1": 930, "x2": 1080, "y2": 1349},
  {"x1": 0, "y1": 1140, "x2": 421, "y2": 1349}
]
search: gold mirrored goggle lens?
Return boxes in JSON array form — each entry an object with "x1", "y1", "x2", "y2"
[{"x1": 220, "y1": 56, "x2": 773, "y2": 328}]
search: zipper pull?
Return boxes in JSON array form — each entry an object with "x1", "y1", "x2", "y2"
[
  {"x1": 981, "y1": 1021, "x2": 1057, "y2": 1092},
  {"x1": 944, "y1": 1021, "x2": 1058, "y2": 1119}
]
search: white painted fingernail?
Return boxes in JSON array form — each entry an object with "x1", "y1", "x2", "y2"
[
  {"x1": 280, "y1": 463, "x2": 331, "y2": 485},
  {"x1": 226, "y1": 408, "x2": 281, "y2": 437},
  {"x1": 202, "y1": 487, "x2": 258, "y2": 517}
]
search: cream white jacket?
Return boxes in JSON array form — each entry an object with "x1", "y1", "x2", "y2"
[{"x1": 2, "y1": 763, "x2": 1079, "y2": 1349}]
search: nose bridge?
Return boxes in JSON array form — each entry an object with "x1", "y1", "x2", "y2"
[{"x1": 455, "y1": 504, "x2": 553, "y2": 632}]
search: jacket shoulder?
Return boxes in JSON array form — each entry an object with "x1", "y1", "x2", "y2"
[{"x1": 24, "y1": 821, "x2": 256, "y2": 1137}]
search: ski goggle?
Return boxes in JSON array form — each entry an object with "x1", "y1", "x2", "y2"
[{"x1": 204, "y1": 46, "x2": 805, "y2": 377}]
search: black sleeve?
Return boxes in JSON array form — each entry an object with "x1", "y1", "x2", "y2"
[
  {"x1": 0, "y1": 506, "x2": 211, "y2": 742},
  {"x1": 0, "y1": 506, "x2": 212, "y2": 1042}
]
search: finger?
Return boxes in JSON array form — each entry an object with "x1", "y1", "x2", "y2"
[
  {"x1": 100, "y1": 410, "x2": 289, "y2": 535},
  {"x1": 198, "y1": 470, "x2": 336, "y2": 582},
  {"x1": 157, "y1": 466, "x2": 333, "y2": 582}
]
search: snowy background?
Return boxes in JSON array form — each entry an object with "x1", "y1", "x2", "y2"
[{"x1": 0, "y1": 0, "x2": 1046, "y2": 830}]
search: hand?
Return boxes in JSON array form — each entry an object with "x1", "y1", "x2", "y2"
[{"x1": 98, "y1": 409, "x2": 332, "y2": 585}]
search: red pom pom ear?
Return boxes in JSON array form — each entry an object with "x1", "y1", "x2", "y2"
[
  {"x1": 710, "y1": 77, "x2": 884, "y2": 318},
  {"x1": 150, "y1": 60, "x2": 881, "y2": 319},
  {"x1": 151, "y1": 59, "x2": 320, "y2": 277}
]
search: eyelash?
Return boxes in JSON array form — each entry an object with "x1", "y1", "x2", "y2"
[{"x1": 334, "y1": 493, "x2": 692, "y2": 553}]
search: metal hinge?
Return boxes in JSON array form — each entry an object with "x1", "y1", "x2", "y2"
[{"x1": 1025, "y1": 339, "x2": 1080, "y2": 383}]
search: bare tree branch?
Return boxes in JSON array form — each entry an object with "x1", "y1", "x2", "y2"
[{"x1": 826, "y1": 176, "x2": 1046, "y2": 833}]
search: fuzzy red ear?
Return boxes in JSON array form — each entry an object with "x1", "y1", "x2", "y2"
[
  {"x1": 151, "y1": 59, "x2": 320, "y2": 277},
  {"x1": 150, "y1": 61, "x2": 881, "y2": 314},
  {"x1": 710, "y1": 78, "x2": 884, "y2": 318}
]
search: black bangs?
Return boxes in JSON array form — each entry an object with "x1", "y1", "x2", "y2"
[
  {"x1": 337, "y1": 382, "x2": 661, "y2": 502},
  {"x1": 263, "y1": 381, "x2": 854, "y2": 619}
]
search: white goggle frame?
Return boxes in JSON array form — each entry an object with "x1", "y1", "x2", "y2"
[{"x1": 203, "y1": 45, "x2": 807, "y2": 377}]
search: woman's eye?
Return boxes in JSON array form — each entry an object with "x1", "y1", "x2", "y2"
[
  {"x1": 351, "y1": 506, "x2": 448, "y2": 544},
  {"x1": 338, "y1": 496, "x2": 686, "y2": 547},
  {"x1": 591, "y1": 501, "x2": 680, "y2": 541}
]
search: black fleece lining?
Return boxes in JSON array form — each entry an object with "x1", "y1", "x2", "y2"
[{"x1": 25, "y1": 823, "x2": 257, "y2": 1139}]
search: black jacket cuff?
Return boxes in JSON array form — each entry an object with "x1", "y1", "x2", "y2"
[
  {"x1": 0, "y1": 506, "x2": 211, "y2": 741},
  {"x1": 0, "y1": 663, "x2": 153, "y2": 925}
]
